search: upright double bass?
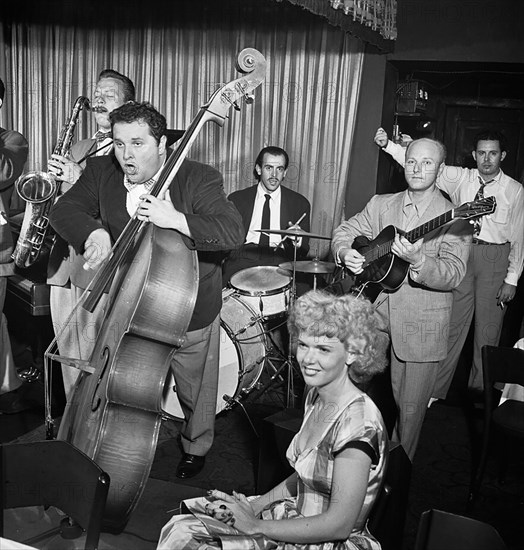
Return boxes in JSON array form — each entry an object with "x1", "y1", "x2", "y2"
[{"x1": 46, "y1": 49, "x2": 266, "y2": 533}]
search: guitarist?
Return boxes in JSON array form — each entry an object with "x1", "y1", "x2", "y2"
[
  {"x1": 332, "y1": 137, "x2": 472, "y2": 461},
  {"x1": 378, "y1": 128, "x2": 524, "y2": 401}
]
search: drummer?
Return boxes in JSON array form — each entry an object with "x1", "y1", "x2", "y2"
[{"x1": 222, "y1": 146, "x2": 311, "y2": 286}]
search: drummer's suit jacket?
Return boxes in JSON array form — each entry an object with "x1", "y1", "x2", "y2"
[
  {"x1": 223, "y1": 184, "x2": 311, "y2": 284},
  {"x1": 229, "y1": 184, "x2": 311, "y2": 251}
]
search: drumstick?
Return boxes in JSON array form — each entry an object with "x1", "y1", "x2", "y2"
[{"x1": 276, "y1": 212, "x2": 307, "y2": 248}]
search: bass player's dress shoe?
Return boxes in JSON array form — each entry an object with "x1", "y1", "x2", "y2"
[{"x1": 176, "y1": 453, "x2": 206, "y2": 479}]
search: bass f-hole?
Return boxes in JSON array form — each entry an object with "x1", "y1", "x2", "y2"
[{"x1": 90, "y1": 347, "x2": 110, "y2": 413}]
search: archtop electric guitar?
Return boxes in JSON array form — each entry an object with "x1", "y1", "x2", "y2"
[{"x1": 351, "y1": 196, "x2": 497, "y2": 302}]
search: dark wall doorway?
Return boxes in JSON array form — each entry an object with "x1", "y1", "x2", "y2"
[
  {"x1": 378, "y1": 61, "x2": 524, "y2": 193},
  {"x1": 442, "y1": 103, "x2": 524, "y2": 180}
]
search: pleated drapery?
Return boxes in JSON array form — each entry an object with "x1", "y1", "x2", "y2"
[{"x1": 2, "y1": 5, "x2": 364, "y2": 258}]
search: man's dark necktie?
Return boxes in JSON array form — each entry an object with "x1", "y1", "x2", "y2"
[
  {"x1": 472, "y1": 177, "x2": 493, "y2": 235},
  {"x1": 259, "y1": 193, "x2": 271, "y2": 247}
]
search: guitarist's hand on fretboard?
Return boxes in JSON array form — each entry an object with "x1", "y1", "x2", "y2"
[
  {"x1": 338, "y1": 246, "x2": 365, "y2": 275},
  {"x1": 391, "y1": 234, "x2": 424, "y2": 267}
]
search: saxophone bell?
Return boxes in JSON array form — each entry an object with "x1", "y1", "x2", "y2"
[
  {"x1": 16, "y1": 171, "x2": 57, "y2": 204},
  {"x1": 12, "y1": 171, "x2": 58, "y2": 268}
]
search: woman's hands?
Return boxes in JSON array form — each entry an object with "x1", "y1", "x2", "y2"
[{"x1": 206, "y1": 490, "x2": 261, "y2": 535}]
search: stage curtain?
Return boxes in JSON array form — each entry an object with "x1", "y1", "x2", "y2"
[
  {"x1": 2, "y1": 7, "x2": 364, "y2": 259},
  {"x1": 278, "y1": 0, "x2": 397, "y2": 48}
]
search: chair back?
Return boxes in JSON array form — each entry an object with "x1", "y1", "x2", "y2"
[
  {"x1": 468, "y1": 345, "x2": 524, "y2": 502},
  {"x1": 483, "y1": 345, "x2": 524, "y2": 389},
  {"x1": 414, "y1": 509, "x2": 507, "y2": 550},
  {"x1": 1, "y1": 440, "x2": 110, "y2": 550}
]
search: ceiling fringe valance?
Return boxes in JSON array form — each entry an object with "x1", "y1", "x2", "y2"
[{"x1": 277, "y1": 0, "x2": 396, "y2": 51}]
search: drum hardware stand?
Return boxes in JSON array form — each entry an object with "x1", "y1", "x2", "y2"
[
  {"x1": 255, "y1": 235, "x2": 302, "y2": 408},
  {"x1": 240, "y1": 319, "x2": 302, "y2": 412},
  {"x1": 252, "y1": 226, "x2": 334, "y2": 409},
  {"x1": 223, "y1": 393, "x2": 259, "y2": 437},
  {"x1": 258, "y1": 353, "x2": 302, "y2": 408},
  {"x1": 283, "y1": 234, "x2": 300, "y2": 407}
]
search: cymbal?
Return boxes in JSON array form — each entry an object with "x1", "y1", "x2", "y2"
[
  {"x1": 256, "y1": 228, "x2": 331, "y2": 240},
  {"x1": 279, "y1": 260, "x2": 336, "y2": 274}
]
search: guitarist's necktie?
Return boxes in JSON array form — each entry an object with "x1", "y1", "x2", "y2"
[
  {"x1": 259, "y1": 194, "x2": 271, "y2": 247},
  {"x1": 472, "y1": 177, "x2": 493, "y2": 235}
]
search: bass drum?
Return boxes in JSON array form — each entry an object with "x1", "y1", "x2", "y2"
[{"x1": 162, "y1": 290, "x2": 267, "y2": 419}]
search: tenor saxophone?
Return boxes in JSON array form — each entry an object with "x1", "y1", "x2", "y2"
[{"x1": 12, "y1": 96, "x2": 90, "y2": 268}]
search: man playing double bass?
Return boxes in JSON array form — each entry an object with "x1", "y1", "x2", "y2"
[{"x1": 50, "y1": 101, "x2": 245, "y2": 479}]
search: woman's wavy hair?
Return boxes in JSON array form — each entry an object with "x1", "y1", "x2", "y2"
[{"x1": 288, "y1": 290, "x2": 388, "y2": 385}]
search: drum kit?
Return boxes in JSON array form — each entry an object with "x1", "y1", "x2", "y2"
[{"x1": 162, "y1": 226, "x2": 334, "y2": 423}]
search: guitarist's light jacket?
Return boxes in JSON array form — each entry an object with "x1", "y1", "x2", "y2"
[
  {"x1": 332, "y1": 189, "x2": 472, "y2": 363},
  {"x1": 384, "y1": 140, "x2": 524, "y2": 287}
]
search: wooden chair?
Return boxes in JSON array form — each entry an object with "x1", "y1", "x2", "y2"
[
  {"x1": 469, "y1": 345, "x2": 524, "y2": 502},
  {"x1": 414, "y1": 509, "x2": 507, "y2": 550},
  {"x1": 1, "y1": 439, "x2": 110, "y2": 550}
]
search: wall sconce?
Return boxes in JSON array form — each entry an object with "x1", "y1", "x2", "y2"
[{"x1": 416, "y1": 119, "x2": 434, "y2": 132}]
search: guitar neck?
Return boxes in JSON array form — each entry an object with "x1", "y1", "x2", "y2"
[
  {"x1": 363, "y1": 209, "x2": 455, "y2": 265},
  {"x1": 405, "y1": 209, "x2": 454, "y2": 243}
]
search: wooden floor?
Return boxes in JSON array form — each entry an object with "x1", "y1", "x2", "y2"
[{"x1": 3, "y1": 337, "x2": 524, "y2": 549}]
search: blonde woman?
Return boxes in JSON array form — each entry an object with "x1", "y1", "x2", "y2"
[{"x1": 158, "y1": 290, "x2": 389, "y2": 550}]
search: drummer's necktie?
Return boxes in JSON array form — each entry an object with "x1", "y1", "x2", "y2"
[{"x1": 260, "y1": 194, "x2": 271, "y2": 247}]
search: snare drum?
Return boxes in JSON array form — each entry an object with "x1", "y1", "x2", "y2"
[
  {"x1": 162, "y1": 291, "x2": 267, "y2": 419},
  {"x1": 229, "y1": 266, "x2": 291, "y2": 320}
]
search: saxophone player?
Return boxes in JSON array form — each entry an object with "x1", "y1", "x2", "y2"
[
  {"x1": 0, "y1": 76, "x2": 30, "y2": 414},
  {"x1": 47, "y1": 69, "x2": 135, "y2": 398},
  {"x1": 48, "y1": 69, "x2": 135, "y2": 190}
]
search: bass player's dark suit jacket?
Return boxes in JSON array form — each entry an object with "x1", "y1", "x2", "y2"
[{"x1": 49, "y1": 155, "x2": 244, "y2": 331}]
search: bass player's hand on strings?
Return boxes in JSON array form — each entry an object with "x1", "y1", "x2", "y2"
[
  {"x1": 83, "y1": 228, "x2": 112, "y2": 271},
  {"x1": 136, "y1": 193, "x2": 192, "y2": 237}
]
